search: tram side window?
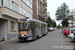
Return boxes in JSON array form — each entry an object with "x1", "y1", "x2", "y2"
[
  {"x1": 35, "y1": 23, "x2": 38, "y2": 29},
  {"x1": 45, "y1": 24, "x2": 47, "y2": 29},
  {"x1": 35, "y1": 23, "x2": 40, "y2": 29}
]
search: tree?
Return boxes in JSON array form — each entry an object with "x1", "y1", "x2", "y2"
[
  {"x1": 57, "y1": 24, "x2": 61, "y2": 29},
  {"x1": 52, "y1": 20, "x2": 56, "y2": 27},
  {"x1": 55, "y1": 3, "x2": 69, "y2": 20},
  {"x1": 68, "y1": 15, "x2": 74, "y2": 20},
  {"x1": 62, "y1": 18, "x2": 69, "y2": 27},
  {"x1": 53, "y1": 21, "x2": 56, "y2": 27},
  {"x1": 45, "y1": 17, "x2": 52, "y2": 27}
]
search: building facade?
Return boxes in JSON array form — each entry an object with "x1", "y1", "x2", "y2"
[
  {"x1": 33, "y1": 0, "x2": 47, "y2": 21},
  {"x1": 47, "y1": 12, "x2": 50, "y2": 18},
  {"x1": 0, "y1": 0, "x2": 33, "y2": 41},
  {"x1": 68, "y1": 9, "x2": 75, "y2": 27}
]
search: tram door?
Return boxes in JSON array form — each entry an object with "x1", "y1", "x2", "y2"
[{"x1": 31, "y1": 22, "x2": 36, "y2": 39}]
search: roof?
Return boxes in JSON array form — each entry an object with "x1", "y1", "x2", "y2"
[
  {"x1": 18, "y1": 19, "x2": 47, "y2": 24},
  {"x1": 27, "y1": 19, "x2": 47, "y2": 24}
]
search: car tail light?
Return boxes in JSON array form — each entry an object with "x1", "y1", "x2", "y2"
[{"x1": 71, "y1": 31, "x2": 74, "y2": 33}]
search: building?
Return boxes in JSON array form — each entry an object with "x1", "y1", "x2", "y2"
[
  {"x1": 0, "y1": 0, "x2": 33, "y2": 41},
  {"x1": 33, "y1": 0, "x2": 47, "y2": 21},
  {"x1": 47, "y1": 12, "x2": 51, "y2": 18},
  {"x1": 47, "y1": 12, "x2": 50, "y2": 17},
  {"x1": 68, "y1": 9, "x2": 75, "y2": 27}
]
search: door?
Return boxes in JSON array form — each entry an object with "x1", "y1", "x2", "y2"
[
  {"x1": 0, "y1": 19, "x2": 8, "y2": 41},
  {"x1": 31, "y1": 22, "x2": 36, "y2": 39}
]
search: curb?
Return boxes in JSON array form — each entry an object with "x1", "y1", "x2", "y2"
[{"x1": 0, "y1": 39, "x2": 19, "y2": 45}]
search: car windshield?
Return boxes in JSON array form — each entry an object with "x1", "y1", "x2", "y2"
[
  {"x1": 62, "y1": 28, "x2": 65, "y2": 30},
  {"x1": 67, "y1": 28, "x2": 73, "y2": 30},
  {"x1": 70, "y1": 28, "x2": 75, "y2": 31},
  {"x1": 67, "y1": 28, "x2": 70, "y2": 30}
]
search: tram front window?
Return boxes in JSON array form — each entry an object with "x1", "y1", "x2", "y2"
[{"x1": 19, "y1": 23, "x2": 28, "y2": 31}]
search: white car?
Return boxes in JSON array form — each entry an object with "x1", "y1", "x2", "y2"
[
  {"x1": 69, "y1": 28, "x2": 75, "y2": 39},
  {"x1": 48, "y1": 27, "x2": 54, "y2": 31}
]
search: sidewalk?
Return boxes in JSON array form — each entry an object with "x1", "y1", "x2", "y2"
[{"x1": 0, "y1": 39, "x2": 19, "y2": 45}]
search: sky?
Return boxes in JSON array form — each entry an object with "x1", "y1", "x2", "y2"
[{"x1": 47, "y1": 0, "x2": 75, "y2": 25}]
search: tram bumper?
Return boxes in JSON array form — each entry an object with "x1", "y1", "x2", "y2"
[
  {"x1": 18, "y1": 36, "x2": 28, "y2": 40},
  {"x1": 18, "y1": 36, "x2": 32, "y2": 40}
]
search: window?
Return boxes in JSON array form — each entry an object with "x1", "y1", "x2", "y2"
[
  {"x1": 27, "y1": 11, "x2": 29, "y2": 17},
  {"x1": 29, "y1": 13, "x2": 32, "y2": 19},
  {"x1": 23, "y1": 0, "x2": 25, "y2": 2},
  {"x1": 12, "y1": 1, "x2": 19, "y2": 12},
  {"x1": 10, "y1": 21, "x2": 15, "y2": 31},
  {"x1": 26, "y1": 11, "x2": 28, "y2": 17},
  {"x1": 1, "y1": 0, "x2": 3, "y2": 5},
  {"x1": 19, "y1": 23, "x2": 28, "y2": 31},
  {"x1": 4, "y1": 0, "x2": 10, "y2": 8},
  {"x1": 30, "y1": 2, "x2": 32, "y2": 9},
  {"x1": 20, "y1": 6, "x2": 23, "y2": 14},
  {"x1": 27, "y1": 0, "x2": 29, "y2": 6},
  {"x1": 24, "y1": 9, "x2": 26, "y2": 16},
  {"x1": 22, "y1": 0, "x2": 32, "y2": 9},
  {"x1": 26, "y1": 11, "x2": 29, "y2": 17}
]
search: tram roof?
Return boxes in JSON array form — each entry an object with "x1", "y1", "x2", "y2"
[
  {"x1": 27, "y1": 19, "x2": 47, "y2": 24},
  {"x1": 18, "y1": 19, "x2": 47, "y2": 24}
]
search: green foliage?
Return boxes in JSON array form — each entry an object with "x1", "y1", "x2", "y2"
[
  {"x1": 57, "y1": 24, "x2": 61, "y2": 29},
  {"x1": 68, "y1": 15, "x2": 74, "y2": 20},
  {"x1": 62, "y1": 18, "x2": 69, "y2": 27},
  {"x1": 52, "y1": 20, "x2": 56, "y2": 27},
  {"x1": 55, "y1": 2, "x2": 69, "y2": 20},
  {"x1": 61, "y1": 26, "x2": 64, "y2": 28},
  {"x1": 46, "y1": 17, "x2": 52, "y2": 27},
  {"x1": 45, "y1": 17, "x2": 56, "y2": 27},
  {"x1": 55, "y1": 2, "x2": 70, "y2": 27}
]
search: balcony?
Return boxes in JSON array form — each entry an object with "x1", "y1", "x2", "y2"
[{"x1": 0, "y1": 6, "x2": 25, "y2": 19}]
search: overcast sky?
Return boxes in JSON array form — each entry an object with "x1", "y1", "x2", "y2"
[{"x1": 47, "y1": 0, "x2": 75, "y2": 25}]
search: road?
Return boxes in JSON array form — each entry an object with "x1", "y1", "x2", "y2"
[{"x1": 0, "y1": 30, "x2": 75, "y2": 50}]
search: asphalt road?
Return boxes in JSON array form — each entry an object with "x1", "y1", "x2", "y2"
[
  {"x1": 17, "y1": 30, "x2": 62, "y2": 50},
  {"x1": 0, "y1": 30, "x2": 75, "y2": 50}
]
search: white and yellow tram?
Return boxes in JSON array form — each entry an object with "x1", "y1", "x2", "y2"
[{"x1": 18, "y1": 19, "x2": 48, "y2": 41}]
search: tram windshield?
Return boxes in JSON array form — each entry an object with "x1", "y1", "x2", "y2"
[{"x1": 18, "y1": 23, "x2": 28, "y2": 31}]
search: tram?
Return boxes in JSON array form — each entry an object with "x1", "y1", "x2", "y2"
[{"x1": 18, "y1": 19, "x2": 48, "y2": 41}]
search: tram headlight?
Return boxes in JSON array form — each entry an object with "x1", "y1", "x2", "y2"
[
  {"x1": 19, "y1": 35, "x2": 21, "y2": 36},
  {"x1": 19, "y1": 34, "x2": 27, "y2": 36},
  {"x1": 24, "y1": 35, "x2": 26, "y2": 36}
]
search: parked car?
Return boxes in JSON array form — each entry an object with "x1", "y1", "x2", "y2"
[
  {"x1": 69, "y1": 28, "x2": 75, "y2": 39},
  {"x1": 63, "y1": 27, "x2": 71, "y2": 37},
  {"x1": 48, "y1": 27, "x2": 54, "y2": 31},
  {"x1": 61, "y1": 28, "x2": 65, "y2": 34}
]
